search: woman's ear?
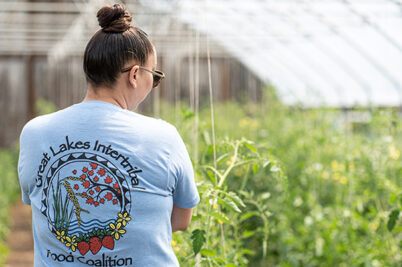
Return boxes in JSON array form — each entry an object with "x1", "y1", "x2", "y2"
[{"x1": 128, "y1": 65, "x2": 139, "y2": 88}]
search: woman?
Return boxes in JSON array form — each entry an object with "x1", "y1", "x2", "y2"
[{"x1": 18, "y1": 4, "x2": 199, "y2": 266}]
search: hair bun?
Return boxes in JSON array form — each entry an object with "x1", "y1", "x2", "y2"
[{"x1": 97, "y1": 4, "x2": 132, "y2": 33}]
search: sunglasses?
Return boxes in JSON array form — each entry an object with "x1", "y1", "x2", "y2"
[{"x1": 121, "y1": 65, "x2": 165, "y2": 88}]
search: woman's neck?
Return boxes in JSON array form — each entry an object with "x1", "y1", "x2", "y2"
[{"x1": 82, "y1": 86, "x2": 129, "y2": 110}]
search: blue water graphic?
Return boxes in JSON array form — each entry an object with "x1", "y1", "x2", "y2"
[{"x1": 52, "y1": 219, "x2": 115, "y2": 236}]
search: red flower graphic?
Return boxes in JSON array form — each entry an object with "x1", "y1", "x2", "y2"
[
  {"x1": 104, "y1": 176, "x2": 112, "y2": 184},
  {"x1": 97, "y1": 168, "x2": 106, "y2": 176},
  {"x1": 95, "y1": 186, "x2": 100, "y2": 192},
  {"x1": 94, "y1": 201, "x2": 99, "y2": 207},
  {"x1": 105, "y1": 192, "x2": 113, "y2": 201},
  {"x1": 82, "y1": 167, "x2": 88, "y2": 173},
  {"x1": 82, "y1": 180, "x2": 90, "y2": 189},
  {"x1": 100, "y1": 199, "x2": 105, "y2": 204},
  {"x1": 94, "y1": 176, "x2": 99, "y2": 182},
  {"x1": 72, "y1": 170, "x2": 77, "y2": 174},
  {"x1": 80, "y1": 174, "x2": 86, "y2": 180},
  {"x1": 113, "y1": 183, "x2": 119, "y2": 190},
  {"x1": 112, "y1": 199, "x2": 118, "y2": 205},
  {"x1": 86, "y1": 198, "x2": 94, "y2": 204},
  {"x1": 89, "y1": 190, "x2": 94, "y2": 195},
  {"x1": 88, "y1": 170, "x2": 94, "y2": 176},
  {"x1": 90, "y1": 163, "x2": 98, "y2": 169},
  {"x1": 74, "y1": 184, "x2": 79, "y2": 190}
]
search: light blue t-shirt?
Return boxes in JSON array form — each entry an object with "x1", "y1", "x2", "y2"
[{"x1": 17, "y1": 100, "x2": 200, "y2": 267}]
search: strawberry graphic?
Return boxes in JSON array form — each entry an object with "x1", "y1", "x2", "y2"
[
  {"x1": 82, "y1": 167, "x2": 88, "y2": 173},
  {"x1": 104, "y1": 176, "x2": 112, "y2": 184},
  {"x1": 102, "y1": 236, "x2": 114, "y2": 250},
  {"x1": 77, "y1": 241, "x2": 90, "y2": 255},
  {"x1": 72, "y1": 170, "x2": 77, "y2": 174},
  {"x1": 94, "y1": 176, "x2": 99, "y2": 182},
  {"x1": 89, "y1": 237, "x2": 102, "y2": 255},
  {"x1": 90, "y1": 163, "x2": 98, "y2": 169},
  {"x1": 88, "y1": 170, "x2": 94, "y2": 176},
  {"x1": 105, "y1": 192, "x2": 113, "y2": 201}
]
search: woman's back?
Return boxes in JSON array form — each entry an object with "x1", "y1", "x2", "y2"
[{"x1": 18, "y1": 100, "x2": 199, "y2": 266}]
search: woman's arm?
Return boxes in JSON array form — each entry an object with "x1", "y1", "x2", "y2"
[{"x1": 171, "y1": 205, "x2": 193, "y2": 232}]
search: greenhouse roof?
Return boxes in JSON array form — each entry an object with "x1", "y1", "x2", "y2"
[{"x1": 1, "y1": 0, "x2": 402, "y2": 107}]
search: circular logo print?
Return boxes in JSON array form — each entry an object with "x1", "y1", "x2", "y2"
[{"x1": 40, "y1": 152, "x2": 132, "y2": 255}]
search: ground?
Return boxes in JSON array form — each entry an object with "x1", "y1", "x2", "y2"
[{"x1": 5, "y1": 200, "x2": 34, "y2": 267}]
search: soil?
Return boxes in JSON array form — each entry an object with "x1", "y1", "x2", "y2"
[{"x1": 4, "y1": 200, "x2": 34, "y2": 267}]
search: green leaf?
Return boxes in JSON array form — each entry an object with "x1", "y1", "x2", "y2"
[
  {"x1": 228, "y1": 191, "x2": 246, "y2": 208},
  {"x1": 263, "y1": 160, "x2": 271, "y2": 168},
  {"x1": 389, "y1": 193, "x2": 397, "y2": 204},
  {"x1": 242, "y1": 230, "x2": 255, "y2": 238},
  {"x1": 244, "y1": 142, "x2": 257, "y2": 153},
  {"x1": 200, "y1": 248, "x2": 217, "y2": 257},
  {"x1": 242, "y1": 248, "x2": 256, "y2": 255},
  {"x1": 219, "y1": 197, "x2": 241, "y2": 213},
  {"x1": 191, "y1": 229, "x2": 206, "y2": 255},
  {"x1": 211, "y1": 212, "x2": 230, "y2": 224},
  {"x1": 192, "y1": 214, "x2": 202, "y2": 221},
  {"x1": 214, "y1": 257, "x2": 226, "y2": 264},
  {"x1": 387, "y1": 209, "x2": 400, "y2": 232},
  {"x1": 252, "y1": 163, "x2": 259, "y2": 174},
  {"x1": 240, "y1": 211, "x2": 260, "y2": 221}
]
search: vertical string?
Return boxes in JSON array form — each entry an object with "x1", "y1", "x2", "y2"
[
  {"x1": 175, "y1": 56, "x2": 181, "y2": 124},
  {"x1": 206, "y1": 33, "x2": 217, "y2": 185},
  {"x1": 194, "y1": 30, "x2": 200, "y2": 170},
  {"x1": 204, "y1": 1, "x2": 225, "y2": 258}
]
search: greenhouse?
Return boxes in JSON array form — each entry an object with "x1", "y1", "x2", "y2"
[{"x1": 0, "y1": 0, "x2": 401, "y2": 266}]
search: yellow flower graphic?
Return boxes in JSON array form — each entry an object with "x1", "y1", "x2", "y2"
[
  {"x1": 117, "y1": 212, "x2": 131, "y2": 226},
  {"x1": 109, "y1": 222, "x2": 126, "y2": 240},
  {"x1": 56, "y1": 230, "x2": 66, "y2": 243},
  {"x1": 65, "y1": 235, "x2": 77, "y2": 252}
]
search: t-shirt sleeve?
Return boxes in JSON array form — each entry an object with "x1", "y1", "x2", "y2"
[
  {"x1": 18, "y1": 124, "x2": 33, "y2": 205},
  {"x1": 169, "y1": 127, "x2": 200, "y2": 209}
]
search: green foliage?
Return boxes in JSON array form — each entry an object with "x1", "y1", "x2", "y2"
[
  {"x1": 159, "y1": 88, "x2": 401, "y2": 266},
  {"x1": 35, "y1": 97, "x2": 58, "y2": 115},
  {"x1": 0, "y1": 146, "x2": 20, "y2": 265},
  {"x1": 191, "y1": 229, "x2": 206, "y2": 255},
  {"x1": 1, "y1": 93, "x2": 401, "y2": 266}
]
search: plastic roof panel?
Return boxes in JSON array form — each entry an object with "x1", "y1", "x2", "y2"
[
  {"x1": 2, "y1": 0, "x2": 401, "y2": 107},
  {"x1": 167, "y1": 0, "x2": 402, "y2": 107}
]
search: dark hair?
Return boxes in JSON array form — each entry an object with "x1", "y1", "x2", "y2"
[{"x1": 83, "y1": 4, "x2": 154, "y2": 87}]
